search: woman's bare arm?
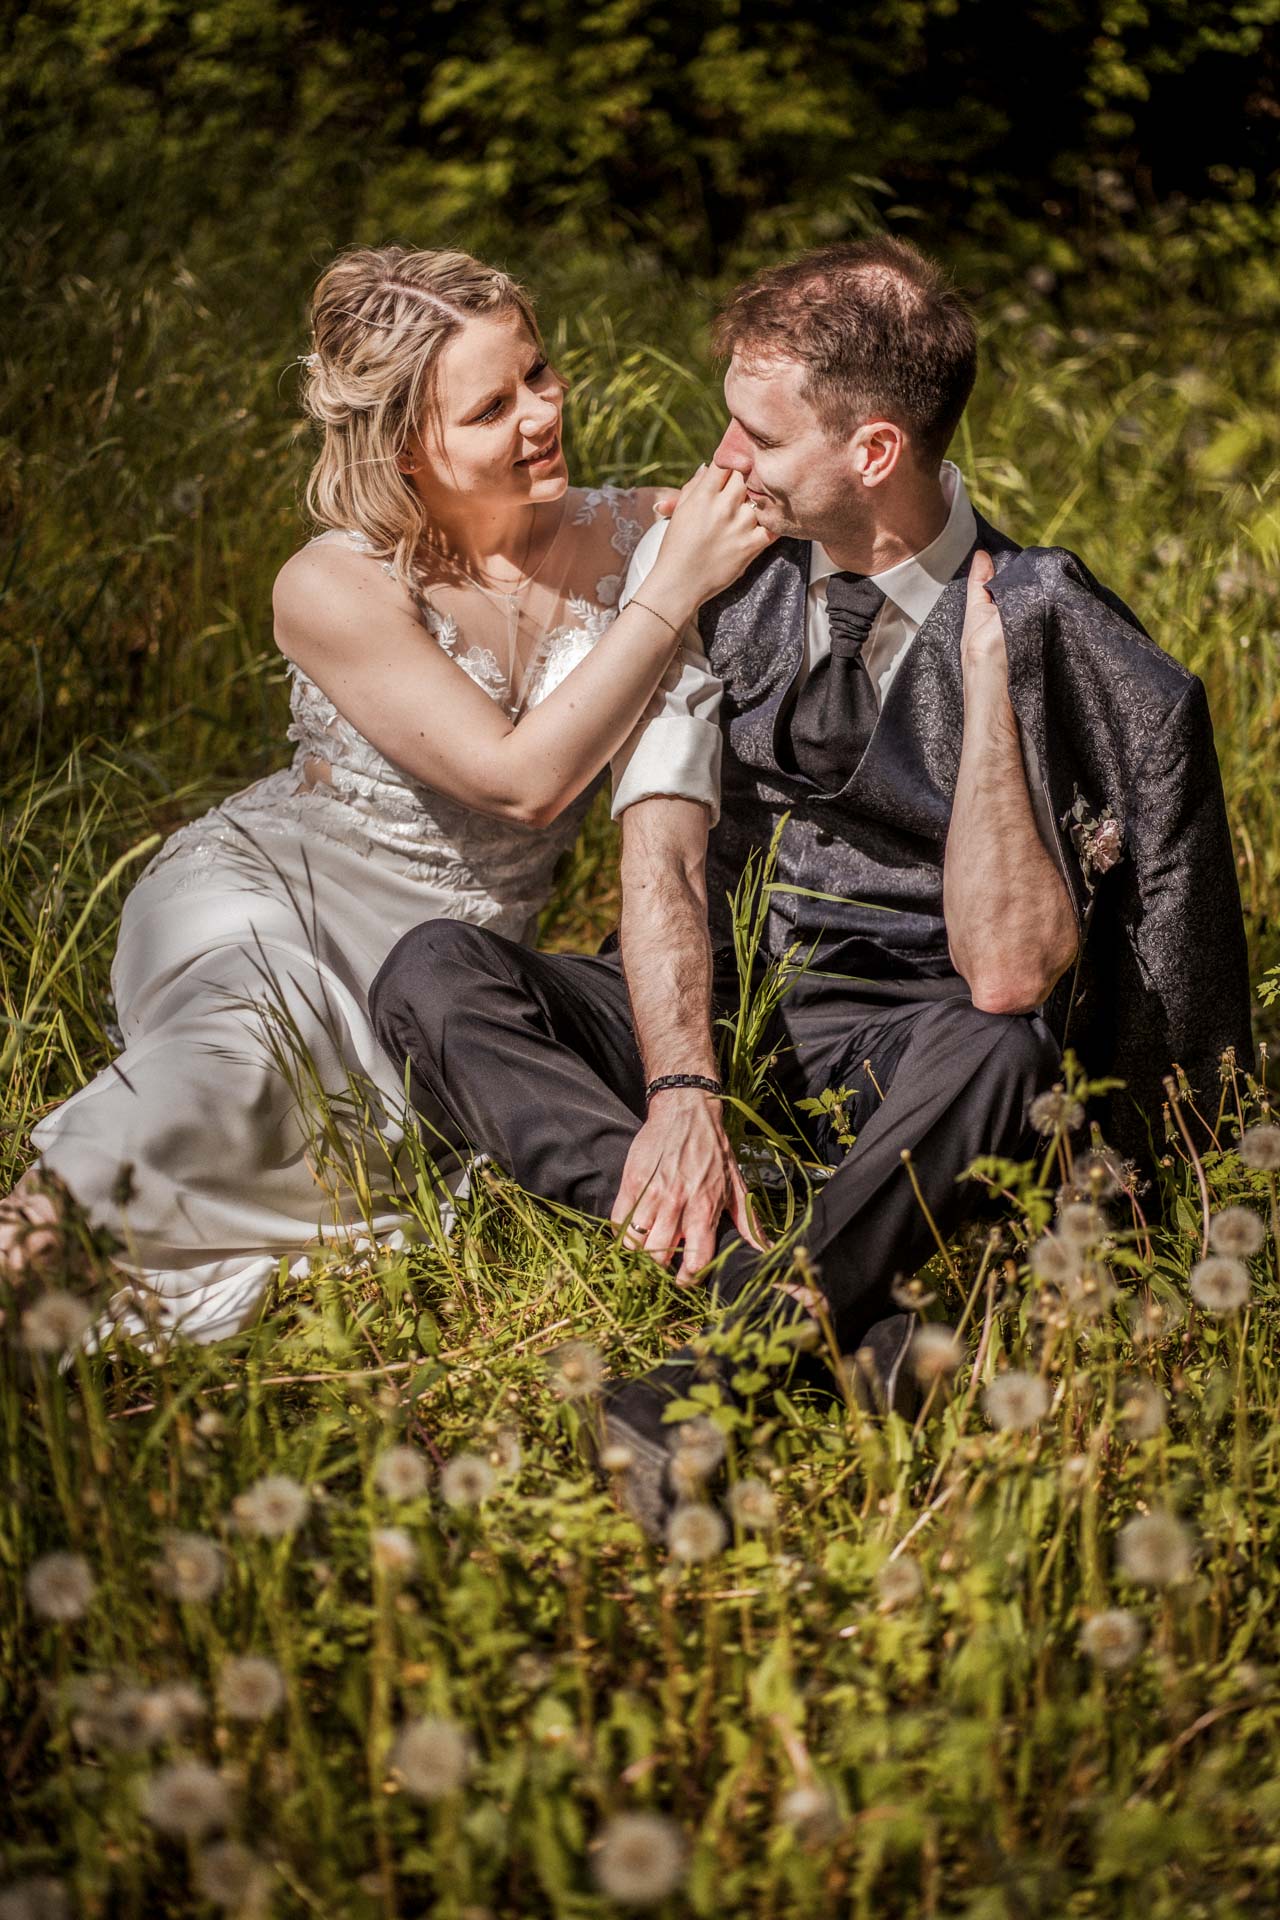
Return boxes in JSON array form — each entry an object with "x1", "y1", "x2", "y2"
[{"x1": 273, "y1": 467, "x2": 770, "y2": 829}]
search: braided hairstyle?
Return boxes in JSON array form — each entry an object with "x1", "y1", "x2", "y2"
[{"x1": 301, "y1": 246, "x2": 542, "y2": 599}]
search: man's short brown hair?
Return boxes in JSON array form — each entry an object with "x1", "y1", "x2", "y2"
[{"x1": 712, "y1": 236, "x2": 977, "y2": 463}]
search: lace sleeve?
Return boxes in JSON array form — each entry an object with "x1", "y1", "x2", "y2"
[{"x1": 606, "y1": 487, "x2": 644, "y2": 563}]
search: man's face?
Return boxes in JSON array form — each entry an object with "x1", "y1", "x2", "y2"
[{"x1": 714, "y1": 351, "x2": 862, "y2": 543}]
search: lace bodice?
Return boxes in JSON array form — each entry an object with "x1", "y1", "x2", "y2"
[{"x1": 138, "y1": 487, "x2": 649, "y2": 940}]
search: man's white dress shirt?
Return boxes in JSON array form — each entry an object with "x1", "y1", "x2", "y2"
[{"x1": 608, "y1": 462, "x2": 978, "y2": 824}]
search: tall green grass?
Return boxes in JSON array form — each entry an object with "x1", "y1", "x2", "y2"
[{"x1": 3, "y1": 220, "x2": 1280, "y2": 1915}]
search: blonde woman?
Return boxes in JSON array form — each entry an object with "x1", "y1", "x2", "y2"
[{"x1": 3, "y1": 246, "x2": 771, "y2": 1343}]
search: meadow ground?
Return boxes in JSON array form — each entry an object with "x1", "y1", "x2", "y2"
[{"x1": 3, "y1": 228, "x2": 1280, "y2": 1917}]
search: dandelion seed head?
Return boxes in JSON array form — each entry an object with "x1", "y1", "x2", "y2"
[
  {"x1": 90, "y1": 1681, "x2": 204, "y2": 1752},
  {"x1": 1029, "y1": 1233, "x2": 1081, "y2": 1284},
  {"x1": 599, "y1": 1442, "x2": 635, "y2": 1474},
  {"x1": 26, "y1": 1551, "x2": 94, "y2": 1622},
  {"x1": 20, "y1": 1291, "x2": 92, "y2": 1355},
  {"x1": 778, "y1": 1783, "x2": 841, "y2": 1845},
  {"x1": 0, "y1": 1877, "x2": 69, "y2": 1920},
  {"x1": 161, "y1": 1680, "x2": 207, "y2": 1724},
  {"x1": 488, "y1": 1428, "x2": 522, "y2": 1478},
  {"x1": 666, "y1": 1503, "x2": 727, "y2": 1563},
  {"x1": 154, "y1": 1532, "x2": 224, "y2": 1604},
  {"x1": 1238, "y1": 1124, "x2": 1280, "y2": 1172},
  {"x1": 192, "y1": 1840, "x2": 272, "y2": 1913},
  {"x1": 372, "y1": 1526, "x2": 418, "y2": 1575},
  {"x1": 1132, "y1": 1293, "x2": 1183, "y2": 1346},
  {"x1": 1081, "y1": 1608, "x2": 1144, "y2": 1671},
  {"x1": 196, "y1": 1410, "x2": 227, "y2": 1440},
  {"x1": 546, "y1": 1339, "x2": 605, "y2": 1401},
  {"x1": 673, "y1": 1417, "x2": 726, "y2": 1479},
  {"x1": 875, "y1": 1557, "x2": 924, "y2": 1610},
  {"x1": 910, "y1": 1324, "x2": 963, "y2": 1383},
  {"x1": 389, "y1": 1716, "x2": 470, "y2": 1800},
  {"x1": 1190, "y1": 1255, "x2": 1251, "y2": 1315},
  {"x1": 983, "y1": 1371, "x2": 1050, "y2": 1432},
  {"x1": 1029, "y1": 1089, "x2": 1085, "y2": 1136},
  {"x1": 593, "y1": 1812, "x2": 686, "y2": 1906},
  {"x1": 1076, "y1": 1148, "x2": 1126, "y2": 1200},
  {"x1": 439, "y1": 1453, "x2": 496, "y2": 1509},
  {"x1": 727, "y1": 1477, "x2": 777, "y2": 1530},
  {"x1": 1057, "y1": 1201, "x2": 1105, "y2": 1247},
  {"x1": 1061, "y1": 1260, "x2": 1118, "y2": 1322},
  {"x1": 373, "y1": 1445, "x2": 430, "y2": 1502},
  {"x1": 1208, "y1": 1206, "x2": 1265, "y2": 1259},
  {"x1": 217, "y1": 1655, "x2": 285, "y2": 1722},
  {"x1": 141, "y1": 1759, "x2": 232, "y2": 1839},
  {"x1": 512, "y1": 1651, "x2": 553, "y2": 1691},
  {"x1": 1117, "y1": 1378, "x2": 1167, "y2": 1440},
  {"x1": 1116, "y1": 1511, "x2": 1194, "y2": 1587},
  {"x1": 232, "y1": 1473, "x2": 309, "y2": 1537}
]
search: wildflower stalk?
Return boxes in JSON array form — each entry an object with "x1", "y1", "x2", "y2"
[
  {"x1": 898, "y1": 1147, "x2": 958, "y2": 1281},
  {"x1": 367, "y1": 1557, "x2": 400, "y2": 1920},
  {"x1": 1164, "y1": 1074, "x2": 1211, "y2": 1258}
]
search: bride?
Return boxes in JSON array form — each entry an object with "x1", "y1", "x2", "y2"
[{"x1": 3, "y1": 245, "x2": 770, "y2": 1344}]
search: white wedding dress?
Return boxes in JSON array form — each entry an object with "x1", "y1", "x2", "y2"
[{"x1": 31, "y1": 487, "x2": 646, "y2": 1343}]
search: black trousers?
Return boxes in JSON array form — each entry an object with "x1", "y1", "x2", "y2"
[{"x1": 370, "y1": 923, "x2": 1061, "y2": 1351}]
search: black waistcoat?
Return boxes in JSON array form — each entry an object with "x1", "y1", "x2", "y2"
[{"x1": 699, "y1": 513, "x2": 1021, "y2": 975}]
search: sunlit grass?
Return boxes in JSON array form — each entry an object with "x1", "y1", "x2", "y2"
[{"x1": 3, "y1": 224, "x2": 1280, "y2": 1914}]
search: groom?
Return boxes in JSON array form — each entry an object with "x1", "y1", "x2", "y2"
[{"x1": 371, "y1": 237, "x2": 1252, "y2": 1516}]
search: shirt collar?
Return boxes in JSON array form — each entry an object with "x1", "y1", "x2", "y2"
[{"x1": 808, "y1": 461, "x2": 978, "y2": 628}]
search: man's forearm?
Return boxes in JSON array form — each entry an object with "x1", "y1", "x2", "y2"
[
  {"x1": 944, "y1": 654, "x2": 1078, "y2": 1014},
  {"x1": 619, "y1": 843, "x2": 718, "y2": 1080},
  {"x1": 612, "y1": 800, "x2": 757, "y2": 1274}
]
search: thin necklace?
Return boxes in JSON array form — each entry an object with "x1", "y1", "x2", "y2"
[{"x1": 459, "y1": 500, "x2": 563, "y2": 601}]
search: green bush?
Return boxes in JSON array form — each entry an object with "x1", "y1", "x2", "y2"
[{"x1": 6, "y1": 0, "x2": 1279, "y2": 275}]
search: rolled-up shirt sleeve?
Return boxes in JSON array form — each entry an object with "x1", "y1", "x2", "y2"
[{"x1": 609, "y1": 519, "x2": 724, "y2": 823}]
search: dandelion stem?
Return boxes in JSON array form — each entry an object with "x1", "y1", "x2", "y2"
[
  {"x1": 898, "y1": 1148, "x2": 958, "y2": 1280},
  {"x1": 1165, "y1": 1075, "x2": 1211, "y2": 1259}
]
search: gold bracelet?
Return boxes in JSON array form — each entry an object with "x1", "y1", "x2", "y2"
[{"x1": 628, "y1": 596, "x2": 681, "y2": 637}]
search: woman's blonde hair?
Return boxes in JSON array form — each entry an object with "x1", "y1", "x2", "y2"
[{"x1": 301, "y1": 246, "x2": 542, "y2": 597}]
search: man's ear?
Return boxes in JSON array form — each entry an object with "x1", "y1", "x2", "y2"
[{"x1": 850, "y1": 420, "x2": 904, "y2": 488}]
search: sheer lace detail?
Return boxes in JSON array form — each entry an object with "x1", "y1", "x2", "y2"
[{"x1": 136, "y1": 488, "x2": 648, "y2": 938}]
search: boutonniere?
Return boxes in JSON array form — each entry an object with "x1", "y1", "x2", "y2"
[{"x1": 1063, "y1": 788, "x2": 1125, "y2": 892}]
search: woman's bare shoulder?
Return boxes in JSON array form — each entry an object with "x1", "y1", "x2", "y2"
[{"x1": 272, "y1": 535, "x2": 410, "y2": 659}]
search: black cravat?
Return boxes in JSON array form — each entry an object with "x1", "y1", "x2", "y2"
[{"x1": 785, "y1": 571, "x2": 887, "y2": 791}]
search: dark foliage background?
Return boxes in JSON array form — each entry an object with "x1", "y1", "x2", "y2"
[{"x1": 6, "y1": 0, "x2": 1279, "y2": 278}]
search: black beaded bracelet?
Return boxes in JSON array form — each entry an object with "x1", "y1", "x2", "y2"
[{"x1": 644, "y1": 1073, "x2": 724, "y2": 1104}]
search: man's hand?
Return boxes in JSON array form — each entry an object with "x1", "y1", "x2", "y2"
[
  {"x1": 960, "y1": 549, "x2": 1006, "y2": 671},
  {"x1": 610, "y1": 1089, "x2": 764, "y2": 1283}
]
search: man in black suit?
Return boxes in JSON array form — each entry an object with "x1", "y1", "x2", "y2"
[{"x1": 371, "y1": 238, "x2": 1252, "y2": 1529}]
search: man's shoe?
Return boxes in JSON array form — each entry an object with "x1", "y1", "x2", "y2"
[
  {"x1": 598, "y1": 1398, "x2": 674, "y2": 1542},
  {"x1": 593, "y1": 1352, "x2": 730, "y2": 1543},
  {"x1": 847, "y1": 1312, "x2": 919, "y2": 1420}
]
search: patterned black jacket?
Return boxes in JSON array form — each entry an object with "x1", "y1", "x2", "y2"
[{"x1": 697, "y1": 515, "x2": 1254, "y2": 1169}]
